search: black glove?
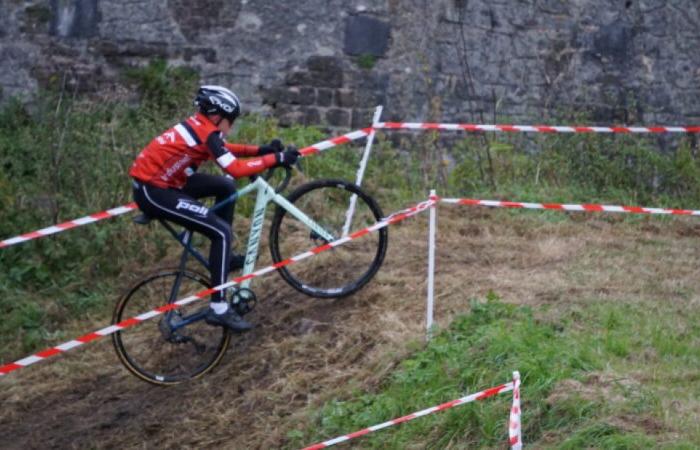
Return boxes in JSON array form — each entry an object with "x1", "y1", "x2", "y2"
[
  {"x1": 258, "y1": 139, "x2": 284, "y2": 156},
  {"x1": 275, "y1": 147, "x2": 300, "y2": 167}
]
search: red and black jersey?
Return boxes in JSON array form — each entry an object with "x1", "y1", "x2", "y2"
[{"x1": 129, "y1": 112, "x2": 277, "y2": 189}]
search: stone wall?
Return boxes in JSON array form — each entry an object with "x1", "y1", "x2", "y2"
[{"x1": 1, "y1": 0, "x2": 699, "y2": 128}]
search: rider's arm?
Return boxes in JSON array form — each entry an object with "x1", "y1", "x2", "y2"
[
  {"x1": 225, "y1": 139, "x2": 284, "y2": 157},
  {"x1": 224, "y1": 143, "x2": 260, "y2": 157},
  {"x1": 207, "y1": 133, "x2": 276, "y2": 178}
]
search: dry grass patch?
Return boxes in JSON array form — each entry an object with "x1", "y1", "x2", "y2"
[{"x1": 1, "y1": 205, "x2": 699, "y2": 448}]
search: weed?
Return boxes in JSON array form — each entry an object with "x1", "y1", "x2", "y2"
[{"x1": 356, "y1": 54, "x2": 377, "y2": 70}]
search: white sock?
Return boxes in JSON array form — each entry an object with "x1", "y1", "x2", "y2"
[{"x1": 210, "y1": 301, "x2": 229, "y2": 315}]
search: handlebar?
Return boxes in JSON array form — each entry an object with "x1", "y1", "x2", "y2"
[
  {"x1": 262, "y1": 164, "x2": 293, "y2": 193},
  {"x1": 248, "y1": 145, "x2": 298, "y2": 193}
]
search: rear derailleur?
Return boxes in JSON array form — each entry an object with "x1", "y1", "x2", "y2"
[{"x1": 158, "y1": 312, "x2": 205, "y2": 352}]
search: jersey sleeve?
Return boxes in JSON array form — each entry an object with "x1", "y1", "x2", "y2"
[
  {"x1": 225, "y1": 142, "x2": 260, "y2": 157},
  {"x1": 207, "y1": 132, "x2": 277, "y2": 178}
]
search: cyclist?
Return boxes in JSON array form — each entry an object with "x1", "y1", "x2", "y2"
[{"x1": 129, "y1": 85, "x2": 300, "y2": 332}]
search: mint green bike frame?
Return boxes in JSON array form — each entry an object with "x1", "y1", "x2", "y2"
[{"x1": 229, "y1": 175, "x2": 335, "y2": 292}]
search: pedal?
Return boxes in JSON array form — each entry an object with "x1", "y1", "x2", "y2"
[{"x1": 229, "y1": 287, "x2": 257, "y2": 316}]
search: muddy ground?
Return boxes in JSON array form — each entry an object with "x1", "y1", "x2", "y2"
[{"x1": 1, "y1": 206, "x2": 699, "y2": 449}]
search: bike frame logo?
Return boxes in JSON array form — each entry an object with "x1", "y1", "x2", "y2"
[
  {"x1": 245, "y1": 206, "x2": 266, "y2": 266},
  {"x1": 176, "y1": 199, "x2": 209, "y2": 218}
]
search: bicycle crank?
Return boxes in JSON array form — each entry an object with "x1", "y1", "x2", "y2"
[{"x1": 229, "y1": 287, "x2": 257, "y2": 316}]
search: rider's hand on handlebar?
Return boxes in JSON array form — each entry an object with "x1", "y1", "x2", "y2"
[
  {"x1": 258, "y1": 139, "x2": 285, "y2": 155},
  {"x1": 275, "y1": 146, "x2": 301, "y2": 167}
]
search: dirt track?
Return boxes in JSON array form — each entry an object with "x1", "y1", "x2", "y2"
[{"x1": 2, "y1": 207, "x2": 699, "y2": 449}]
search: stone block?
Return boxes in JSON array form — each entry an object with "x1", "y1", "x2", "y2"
[
  {"x1": 286, "y1": 87, "x2": 302, "y2": 105},
  {"x1": 302, "y1": 107, "x2": 322, "y2": 125},
  {"x1": 263, "y1": 87, "x2": 300, "y2": 106},
  {"x1": 97, "y1": 40, "x2": 169, "y2": 59},
  {"x1": 169, "y1": 0, "x2": 241, "y2": 40},
  {"x1": 317, "y1": 88, "x2": 333, "y2": 106},
  {"x1": 307, "y1": 55, "x2": 343, "y2": 72},
  {"x1": 275, "y1": 104, "x2": 303, "y2": 127},
  {"x1": 306, "y1": 56, "x2": 344, "y2": 88},
  {"x1": 351, "y1": 108, "x2": 374, "y2": 129},
  {"x1": 299, "y1": 86, "x2": 316, "y2": 105},
  {"x1": 326, "y1": 108, "x2": 351, "y2": 127},
  {"x1": 308, "y1": 69, "x2": 343, "y2": 89},
  {"x1": 335, "y1": 89, "x2": 355, "y2": 107},
  {"x1": 344, "y1": 15, "x2": 391, "y2": 57},
  {"x1": 285, "y1": 71, "x2": 310, "y2": 86},
  {"x1": 353, "y1": 73, "x2": 389, "y2": 106}
]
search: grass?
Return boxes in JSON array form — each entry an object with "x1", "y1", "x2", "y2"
[
  {"x1": 0, "y1": 197, "x2": 699, "y2": 449},
  {"x1": 290, "y1": 293, "x2": 700, "y2": 449},
  {"x1": 1, "y1": 60, "x2": 700, "y2": 448}
]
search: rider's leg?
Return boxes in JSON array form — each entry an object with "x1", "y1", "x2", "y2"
[
  {"x1": 133, "y1": 182, "x2": 252, "y2": 332},
  {"x1": 182, "y1": 174, "x2": 244, "y2": 270},
  {"x1": 133, "y1": 182, "x2": 232, "y2": 302},
  {"x1": 182, "y1": 173, "x2": 236, "y2": 224}
]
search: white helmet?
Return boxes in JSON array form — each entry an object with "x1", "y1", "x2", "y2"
[{"x1": 194, "y1": 85, "x2": 241, "y2": 121}]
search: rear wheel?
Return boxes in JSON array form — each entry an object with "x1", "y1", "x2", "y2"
[
  {"x1": 112, "y1": 270, "x2": 230, "y2": 385},
  {"x1": 269, "y1": 179, "x2": 388, "y2": 298}
]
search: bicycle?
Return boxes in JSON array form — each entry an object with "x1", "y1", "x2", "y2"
[{"x1": 111, "y1": 164, "x2": 388, "y2": 385}]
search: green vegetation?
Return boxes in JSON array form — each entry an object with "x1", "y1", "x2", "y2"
[
  {"x1": 289, "y1": 294, "x2": 700, "y2": 448},
  {"x1": 1, "y1": 61, "x2": 700, "y2": 446},
  {"x1": 1, "y1": 62, "x2": 699, "y2": 355},
  {"x1": 356, "y1": 53, "x2": 378, "y2": 70}
]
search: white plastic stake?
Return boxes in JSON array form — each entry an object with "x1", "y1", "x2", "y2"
[
  {"x1": 510, "y1": 371, "x2": 522, "y2": 450},
  {"x1": 342, "y1": 105, "x2": 383, "y2": 236},
  {"x1": 426, "y1": 189, "x2": 437, "y2": 340}
]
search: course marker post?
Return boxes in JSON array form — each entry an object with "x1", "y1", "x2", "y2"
[
  {"x1": 426, "y1": 189, "x2": 438, "y2": 340},
  {"x1": 343, "y1": 105, "x2": 383, "y2": 236},
  {"x1": 509, "y1": 371, "x2": 522, "y2": 450}
]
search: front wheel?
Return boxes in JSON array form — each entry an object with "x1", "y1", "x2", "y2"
[{"x1": 269, "y1": 179, "x2": 388, "y2": 298}]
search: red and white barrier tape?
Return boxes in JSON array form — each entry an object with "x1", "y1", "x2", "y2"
[
  {"x1": 441, "y1": 198, "x2": 700, "y2": 217},
  {"x1": 302, "y1": 379, "x2": 516, "y2": 450},
  {"x1": 0, "y1": 203, "x2": 138, "y2": 249},
  {"x1": 299, "y1": 128, "x2": 373, "y2": 156},
  {"x1": 0, "y1": 198, "x2": 434, "y2": 377},
  {"x1": 509, "y1": 371, "x2": 522, "y2": 450},
  {"x1": 375, "y1": 122, "x2": 700, "y2": 134},
  {"x1": 0, "y1": 129, "x2": 374, "y2": 250}
]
